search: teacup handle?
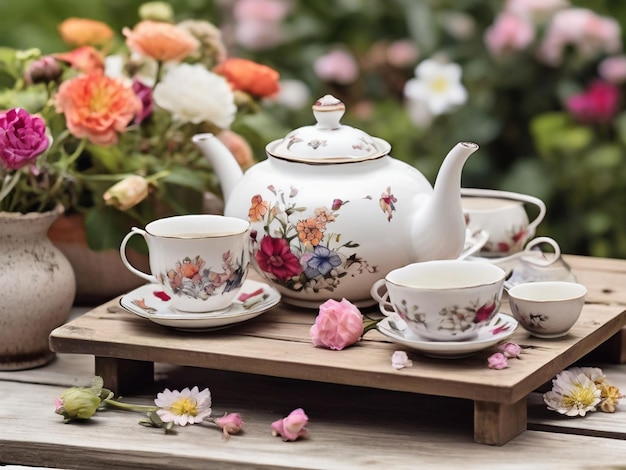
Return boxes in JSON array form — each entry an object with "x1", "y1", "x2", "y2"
[
  {"x1": 522, "y1": 236, "x2": 561, "y2": 267},
  {"x1": 119, "y1": 228, "x2": 157, "y2": 284},
  {"x1": 370, "y1": 279, "x2": 396, "y2": 316},
  {"x1": 461, "y1": 188, "x2": 547, "y2": 236}
]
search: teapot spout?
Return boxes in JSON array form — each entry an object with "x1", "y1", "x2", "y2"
[
  {"x1": 192, "y1": 133, "x2": 243, "y2": 202},
  {"x1": 410, "y1": 142, "x2": 479, "y2": 261}
]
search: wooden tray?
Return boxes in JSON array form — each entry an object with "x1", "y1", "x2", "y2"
[{"x1": 49, "y1": 291, "x2": 625, "y2": 446}]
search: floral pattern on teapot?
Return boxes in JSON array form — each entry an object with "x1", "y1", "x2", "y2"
[
  {"x1": 156, "y1": 251, "x2": 246, "y2": 300},
  {"x1": 395, "y1": 295, "x2": 499, "y2": 337},
  {"x1": 248, "y1": 185, "x2": 387, "y2": 294}
]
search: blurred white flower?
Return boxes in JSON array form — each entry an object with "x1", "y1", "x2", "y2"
[
  {"x1": 153, "y1": 63, "x2": 236, "y2": 127},
  {"x1": 271, "y1": 79, "x2": 311, "y2": 110},
  {"x1": 403, "y1": 59, "x2": 467, "y2": 116}
]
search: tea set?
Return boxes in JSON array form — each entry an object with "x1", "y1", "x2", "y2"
[{"x1": 118, "y1": 95, "x2": 586, "y2": 351}]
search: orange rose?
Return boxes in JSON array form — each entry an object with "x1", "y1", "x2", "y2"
[
  {"x1": 214, "y1": 58, "x2": 280, "y2": 98},
  {"x1": 54, "y1": 46, "x2": 105, "y2": 74},
  {"x1": 54, "y1": 73, "x2": 142, "y2": 146},
  {"x1": 123, "y1": 20, "x2": 199, "y2": 62},
  {"x1": 58, "y1": 18, "x2": 114, "y2": 48}
]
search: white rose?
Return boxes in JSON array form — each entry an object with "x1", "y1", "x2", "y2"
[{"x1": 153, "y1": 63, "x2": 236, "y2": 127}]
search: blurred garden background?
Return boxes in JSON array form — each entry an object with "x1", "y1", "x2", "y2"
[{"x1": 2, "y1": 0, "x2": 626, "y2": 258}]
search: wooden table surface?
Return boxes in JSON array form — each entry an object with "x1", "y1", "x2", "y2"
[{"x1": 2, "y1": 254, "x2": 626, "y2": 469}]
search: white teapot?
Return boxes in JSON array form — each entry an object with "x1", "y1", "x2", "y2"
[{"x1": 193, "y1": 95, "x2": 479, "y2": 308}]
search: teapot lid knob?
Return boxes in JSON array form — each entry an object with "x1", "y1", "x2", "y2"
[{"x1": 312, "y1": 95, "x2": 345, "y2": 130}]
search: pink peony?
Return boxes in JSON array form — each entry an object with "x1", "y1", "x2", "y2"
[
  {"x1": 0, "y1": 108, "x2": 50, "y2": 170},
  {"x1": 484, "y1": 12, "x2": 534, "y2": 58},
  {"x1": 271, "y1": 408, "x2": 309, "y2": 441},
  {"x1": 566, "y1": 80, "x2": 620, "y2": 124},
  {"x1": 310, "y1": 298, "x2": 363, "y2": 350}
]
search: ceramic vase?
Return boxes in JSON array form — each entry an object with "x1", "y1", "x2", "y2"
[{"x1": 0, "y1": 205, "x2": 76, "y2": 370}]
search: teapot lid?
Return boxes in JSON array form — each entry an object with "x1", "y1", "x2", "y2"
[{"x1": 266, "y1": 95, "x2": 391, "y2": 163}]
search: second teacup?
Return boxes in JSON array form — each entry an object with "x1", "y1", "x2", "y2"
[
  {"x1": 370, "y1": 260, "x2": 506, "y2": 341},
  {"x1": 120, "y1": 214, "x2": 251, "y2": 313},
  {"x1": 462, "y1": 188, "x2": 546, "y2": 257}
]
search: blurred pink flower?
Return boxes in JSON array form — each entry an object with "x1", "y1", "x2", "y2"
[
  {"x1": 386, "y1": 39, "x2": 419, "y2": 68},
  {"x1": 233, "y1": 0, "x2": 290, "y2": 50},
  {"x1": 598, "y1": 56, "x2": 626, "y2": 84},
  {"x1": 271, "y1": 408, "x2": 309, "y2": 441},
  {"x1": 314, "y1": 49, "x2": 359, "y2": 85},
  {"x1": 310, "y1": 298, "x2": 363, "y2": 350},
  {"x1": 538, "y1": 8, "x2": 622, "y2": 66},
  {"x1": 488, "y1": 352, "x2": 509, "y2": 370},
  {"x1": 505, "y1": 0, "x2": 569, "y2": 22},
  {"x1": 566, "y1": 80, "x2": 620, "y2": 124},
  {"x1": 484, "y1": 12, "x2": 534, "y2": 58}
]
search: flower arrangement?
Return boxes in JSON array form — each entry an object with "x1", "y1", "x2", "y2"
[
  {"x1": 55, "y1": 376, "x2": 307, "y2": 441},
  {"x1": 0, "y1": 4, "x2": 279, "y2": 251}
]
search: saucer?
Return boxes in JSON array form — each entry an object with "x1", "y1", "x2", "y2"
[
  {"x1": 377, "y1": 313, "x2": 518, "y2": 359},
  {"x1": 119, "y1": 279, "x2": 281, "y2": 331}
]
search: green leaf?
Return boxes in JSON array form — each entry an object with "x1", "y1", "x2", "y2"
[{"x1": 84, "y1": 206, "x2": 145, "y2": 252}]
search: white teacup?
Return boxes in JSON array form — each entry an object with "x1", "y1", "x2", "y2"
[
  {"x1": 461, "y1": 188, "x2": 546, "y2": 257},
  {"x1": 370, "y1": 260, "x2": 506, "y2": 341},
  {"x1": 120, "y1": 215, "x2": 251, "y2": 313},
  {"x1": 507, "y1": 281, "x2": 587, "y2": 338}
]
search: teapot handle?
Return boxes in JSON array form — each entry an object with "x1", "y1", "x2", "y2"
[{"x1": 461, "y1": 188, "x2": 546, "y2": 236}]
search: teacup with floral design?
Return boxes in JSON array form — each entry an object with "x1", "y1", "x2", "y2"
[
  {"x1": 120, "y1": 215, "x2": 250, "y2": 313},
  {"x1": 371, "y1": 260, "x2": 506, "y2": 341},
  {"x1": 507, "y1": 281, "x2": 587, "y2": 338}
]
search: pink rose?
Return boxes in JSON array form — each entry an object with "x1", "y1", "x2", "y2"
[
  {"x1": 488, "y1": 352, "x2": 509, "y2": 370},
  {"x1": 310, "y1": 298, "x2": 363, "y2": 350},
  {"x1": 566, "y1": 80, "x2": 620, "y2": 124},
  {"x1": 214, "y1": 412, "x2": 245, "y2": 439},
  {"x1": 271, "y1": 408, "x2": 309, "y2": 441},
  {"x1": 498, "y1": 342, "x2": 522, "y2": 358},
  {"x1": 484, "y1": 12, "x2": 534, "y2": 58}
]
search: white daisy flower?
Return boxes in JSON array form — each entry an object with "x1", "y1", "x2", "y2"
[
  {"x1": 154, "y1": 386, "x2": 212, "y2": 426},
  {"x1": 543, "y1": 370, "x2": 601, "y2": 417}
]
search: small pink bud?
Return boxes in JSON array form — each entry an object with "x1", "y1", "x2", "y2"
[
  {"x1": 391, "y1": 351, "x2": 413, "y2": 370},
  {"x1": 271, "y1": 408, "x2": 308, "y2": 441},
  {"x1": 488, "y1": 352, "x2": 508, "y2": 370},
  {"x1": 214, "y1": 412, "x2": 245, "y2": 439},
  {"x1": 498, "y1": 342, "x2": 521, "y2": 358}
]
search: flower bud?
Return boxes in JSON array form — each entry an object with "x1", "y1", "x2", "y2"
[
  {"x1": 214, "y1": 412, "x2": 245, "y2": 439},
  {"x1": 103, "y1": 175, "x2": 149, "y2": 211},
  {"x1": 139, "y1": 2, "x2": 174, "y2": 22},
  {"x1": 271, "y1": 408, "x2": 308, "y2": 441},
  {"x1": 55, "y1": 388, "x2": 101, "y2": 421},
  {"x1": 24, "y1": 56, "x2": 62, "y2": 85}
]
